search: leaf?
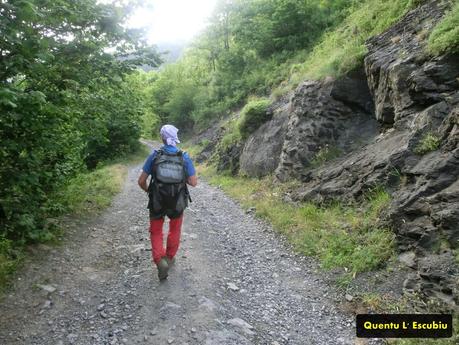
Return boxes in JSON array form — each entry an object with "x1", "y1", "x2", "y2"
[{"x1": 0, "y1": 88, "x2": 19, "y2": 108}]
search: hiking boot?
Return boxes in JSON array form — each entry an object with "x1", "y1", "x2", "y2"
[
  {"x1": 156, "y1": 257, "x2": 169, "y2": 281},
  {"x1": 166, "y1": 257, "x2": 176, "y2": 266}
]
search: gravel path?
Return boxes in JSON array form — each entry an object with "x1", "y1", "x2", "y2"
[{"x1": 0, "y1": 143, "x2": 360, "y2": 345}]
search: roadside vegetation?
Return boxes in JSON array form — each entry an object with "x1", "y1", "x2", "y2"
[
  {"x1": 138, "y1": 0, "x2": 361, "y2": 132},
  {"x1": 219, "y1": 119, "x2": 243, "y2": 151},
  {"x1": 49, "y1": 145, "x2": 150, "y2": 217},
  {"x1": 0, "y1": 145, "x2": 150, "y2": 291},
  {"x1": 0, "y1": 0, "x2": 158, "y2": 290},
  {"x1": 282, "y1": 0, "x2": 420, "y2": 91},
  {"x1": 197, "y1": 165, "x2": 395, "y2": 276}
]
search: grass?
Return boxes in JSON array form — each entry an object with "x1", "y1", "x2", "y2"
[
  {"x1": 310, "y1": 145, "x2": 342, "y2": 167},
  {"x1": 199, "y1": 165, "x2": 395, "y2": 275},
  {"x1": 390, "y1": 316, "x2": 459, "y2": 345},
  {"x1": 219, "y1": 119, "x2": 242, "y2": 150},
  {"x1": 238, "y1": 98, "x2": 271, "y2": 139},
  {"x1": 51, "y1": 144, "x2": 150, "y2": 215},
  {"x1": 183, "y1": 138, "x2": 212, "y2": 158},
  {"x1": 428, "y1": 1, "x2": 459, "y2": 55},
  {"x1": 52, "y1": 165, "x2": 126, "y2": 215},
  {"x1": 360, "y1": 292, "x2": 414, "y2": 313},
  {"x1": 414, "y1": 133, "x2": 441, "y2": 155},
  {"x1": 358, "y1": 293, "x2": 458, "y2": 344},
  {"x1": 0, "y1": 144, "x2": 149, "y2": 292},
  {"x1": 273, "y1": 0, "x2": 417, "y2": 96}
]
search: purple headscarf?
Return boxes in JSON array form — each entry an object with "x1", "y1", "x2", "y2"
[{"x1": 160, "y1": 124, "x2": 180, "y2": 147}]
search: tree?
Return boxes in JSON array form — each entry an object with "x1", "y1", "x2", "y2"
[{"x1": 0, "y1": 0, "x2": 160, "y2": 242}]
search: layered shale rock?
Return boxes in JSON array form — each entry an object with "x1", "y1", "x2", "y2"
[
  {"x1": 286, "y1": 0, "x2": 458, "y2": 308},
  {"x1": 274, "y1": 76, "x2": 379, "y2": 182}
]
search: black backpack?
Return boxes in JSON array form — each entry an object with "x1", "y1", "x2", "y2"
[{"x1": 147, "y1": 149, "x2": 190, "y2": 215}]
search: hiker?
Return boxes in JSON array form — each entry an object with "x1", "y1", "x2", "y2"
[{"x1": 138, "y1": 124, "x2": 197, "y2": 280}]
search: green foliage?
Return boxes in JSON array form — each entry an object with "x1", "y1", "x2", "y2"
[
  {"x1": 310, "y1": 145, "x2": 342, "y2": 167},
  {"x1": 201, "y1": 139, "x2": 211, "y2": 147},
  {"x1": 414, "y1": 133, "x2": 441, "y2": 155},
  {"x1": 238, "y1": 98, "x2": 271, "y2": 138},
  {"x1": 0, "y1": 235, "x2": 21, "y2": 289},
  {"x1": 126, "y1": 72, "x2": 161, "y2": 139},
  {"x1": 79, "y1": 81, "x2": 144, "y2": 168},
  {"x1": 143, "y1": 0, "x2": 357, "y2": 131},
  {"x1": 220, "y1": 120, "x2": 243, "y2": 149},
  {"x1": 164, "y1": 82, "x2": 199, "y2": 129},
  {"x1": 0, "y1": 145, "x2": 148, "y2": 290},
  {"x1": 0, "y1": 1, "x2": 160, "y2": 244},
  {"x1": 284, "y1": 0, "x2": 415, "y2": 90},
  {"x1": 142, "y1": 0, "x2": 421, "y2": 130},
  {"x1": 201, "y1": 166, "x2": 395, "y2": 275},
  {"x1": 146, "y1": 62, "x2": 203, "y2": 132},
  {"x1": 428, "y1": 1, "x2": 459, "y2": 55},
  {"x1": 295, "y1": 189, "x2": 394, "y2": 273},
  {"x1": 232, "y1": 0, "x2": 332, "y2": 58},
  {"x1": 50, "y1": 164, "x2": 127, "y2": 216}
]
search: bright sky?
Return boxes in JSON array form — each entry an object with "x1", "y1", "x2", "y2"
[{"x1": 128, "y1": 0, "x2": 217, "y2": 44}]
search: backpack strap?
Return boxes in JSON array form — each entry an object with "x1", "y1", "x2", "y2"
[
  {"x1": 179, "y1": 151, "x2": 187, "y2": 183},
  {"x1": 179, "y1": 151, "x2": 192, "y2": 203},
  {"x1": 148, "y1": 149, "x2": 162, "y2": 195}
]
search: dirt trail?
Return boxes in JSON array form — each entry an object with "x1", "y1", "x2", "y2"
[{"x1": 0, "y1": 143, "x2": 361, "y2": 345}]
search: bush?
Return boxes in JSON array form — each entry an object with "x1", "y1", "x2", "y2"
[
  {"x1": 0, "y1": 236, "x2": 20, "y2": 288},
  {"x1": 238, "y1": 98, "x2": 272, "y2": 139},
  {"x1": 414, "y1": 133, "x2": 441, "y2": 155}
]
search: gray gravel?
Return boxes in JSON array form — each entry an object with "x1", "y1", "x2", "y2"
[{"x1": 0, "y1": 144, "x2": 365, "y2": 345}]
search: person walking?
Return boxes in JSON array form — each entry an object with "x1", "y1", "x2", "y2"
[{"x1": 138, "y1": 125, "x2": 197, "y2": 280}]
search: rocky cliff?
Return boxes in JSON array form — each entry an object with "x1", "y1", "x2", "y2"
[{"x1": 195, "y1": 0, "x2": 458, "y2": 310}]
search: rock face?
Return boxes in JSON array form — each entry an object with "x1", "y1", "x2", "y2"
[
  {"x1": 286, "y1": 0, "x2": 458, "y2": 308},
  {"x1": 365, "y1": 7, "x2": 459, "y2": 128},
  {"x1": 197, "y1": 0, "x2": 458, "y2": 309},
  {"x1": 238, "y1": 68, "x2": 380, "y2": 179},
  {"x1": 275, "y1": 76, "x2": 380, "y2": 182},
  {"x1": 239, "y1": 102, "x2": 289, "y2": 177},
  {"x1": 190, "y1": 121, "x2": 226, "y2": 163},
  {"x1": 216, "y1": 141, "x2": 244, "y2": 175}
]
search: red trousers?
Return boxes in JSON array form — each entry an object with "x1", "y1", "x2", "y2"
[{"x1": 149, "y1": 215, "x2": 183, "y2": 264}]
